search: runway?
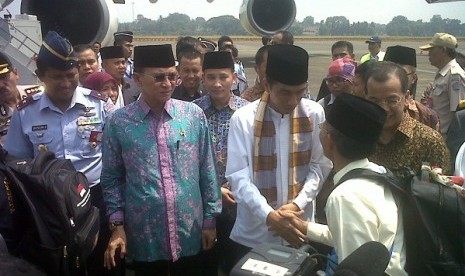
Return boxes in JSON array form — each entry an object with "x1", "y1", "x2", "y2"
[{"x1": 134, "y1": 37, "x2": 465, "y2": 100}]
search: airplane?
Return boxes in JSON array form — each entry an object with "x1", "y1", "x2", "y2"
[
  {"x1": 0, "y1": 0, "x2": 297, "y2": 46},
  {"x1": 0, "y1": 0, "x2": 462, "y2": 84},
  {"x1": 0, "y1": 0, "x2": 464, "y2": 46}
]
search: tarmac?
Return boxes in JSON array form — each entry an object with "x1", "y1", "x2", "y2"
[{"x1": 135, "y1": 37, "x2": 465, "y2": 100}]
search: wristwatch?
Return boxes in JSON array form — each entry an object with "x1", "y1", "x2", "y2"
[{"x1": 109, "y1": 221, "x2": 124, "y2": 232}]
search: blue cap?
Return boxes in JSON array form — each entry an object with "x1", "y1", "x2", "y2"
[
  {"x1": 366, "y1": 36, "x2": 381, "y2": 44},
  {"x1": 37, "y1": 31, "x2": 77, "y2": 71}
]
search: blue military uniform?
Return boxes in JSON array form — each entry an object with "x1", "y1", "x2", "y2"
[
  {"x1": 4, "y1": 87, "x2": 107, "y2": 186},
  {"x1": 4, "y1": 30, "x2": 119, "y2": 275}
]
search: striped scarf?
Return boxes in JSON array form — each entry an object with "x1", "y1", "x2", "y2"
[{"x1": 253, "y1": 91, "x2": 313, "y2": 208}]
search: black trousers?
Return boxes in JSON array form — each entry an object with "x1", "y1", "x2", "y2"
[
  {"x1": 227, "y1": 240, "x2": 252, "y2": 273},
  {"x1": 86, "y1": 185, "x2": 125, "y2": 276},
  {"x1": 132, "y1": 255, "x2": 203, "y2": 276}
]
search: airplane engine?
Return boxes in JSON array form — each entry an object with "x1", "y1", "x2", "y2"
[
  {"x1": 239, "y1": 0, "x2": 296, "y2": 36},
  {"x1": 20, "y1": 0, "x2": 118, "y2": 46}
]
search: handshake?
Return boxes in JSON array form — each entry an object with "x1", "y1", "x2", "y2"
[{"x1": 266, "y1": 203, "x2": 310, "y2": 248}]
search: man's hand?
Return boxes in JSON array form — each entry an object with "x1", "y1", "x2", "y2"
[
  {"x1": 221, "y1": 187, "x2": 236, "y2": 206},
  {"x1": 104, "y1": 227, "x2": 127, "y2": 270},
  {"x1": 267, "y1": 210, "x2": 308, "y2": 248},
  {"x1": 202, "y1": 228, "x2": 217, "y2": 251},
  {"x1": 278, "y1": 202, "x2": 300, "y2": 212}
]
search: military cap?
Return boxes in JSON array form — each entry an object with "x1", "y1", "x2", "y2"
[
  {"x1": 0, "y1": 52, "x2": 12, "y2": 76},
  {"x1": 114, "y1": 31, "x2": 133, "y2": 43},
  {"x1": 420, "y1": 33, "x2": 458, "y2": 50},
  {"x1": 37, "y1": 31, "x2": 77, "y2": 71},
  {"x1": 327, "y1": 93, "x2": 387, "y2": 144},
  {"x1": 366, "y1": 36, "x2": 382, "y2": 44},
  {"x1": 266, "y1": 44, "x2": 308, "y2": 85}
]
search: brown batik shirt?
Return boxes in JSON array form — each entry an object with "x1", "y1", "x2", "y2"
[
  {"x1": 370, "y1": 113, "x2": 451, "y2": 176},
  {"x1": 241, "y1": 84, "x2": 265, "y2": 102}
]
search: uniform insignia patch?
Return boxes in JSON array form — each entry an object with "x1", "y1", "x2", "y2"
[
  {"x1": 16, "y1": 96, "x2": 35, "y2": 110},
  {"x1": 89, "y1": 90, "x2": 108, "y2": 102},
  {"x1": 0, "y1": 105, "x2": 6, "y2": 116},
  {"x1": 25, "y1": 86, "x2": 43, "y2": 95},
  {"x1": 32, "y1": 125, "x2": 47, "y2": 131}
]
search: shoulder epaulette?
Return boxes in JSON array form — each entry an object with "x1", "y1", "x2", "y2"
[
  {"x1": 16, "y1": 96, "x2": 37, "y2": 110},
  {"x1": 88, "y1": 90, "x2": 108, "y2": 102},
  {"x1": 24, "y1": 85, "x2": 44, "y2": 96}
]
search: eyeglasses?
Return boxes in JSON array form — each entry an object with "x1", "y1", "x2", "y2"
[
  {"x1": 325, "y1": 77, "x2": 349, "y2": 86},
  {"x1": 139, "y1": 72, "x2": 178, "y2": 83},
  {"x1": 368, "y1": 96, "x2": 404, "y2": 107}
]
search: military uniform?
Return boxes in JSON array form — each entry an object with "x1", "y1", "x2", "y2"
[
  {"x1": 4, "y1": 87, "x2": 107, "y2": 186},
  {"x1": 125, "y1": 58, "x2": 133, "y2": 79},
  {"x1": 0, "y1": 85, "x2": 44, "y2": 145}
]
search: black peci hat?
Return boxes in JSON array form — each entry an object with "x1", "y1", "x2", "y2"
[
  {"x1": 100, "y1": 46, "x2": 125, "y2": 59},
  {"x1": 134, "y1": 44, "x2": 175, "y2": 68},
  {"x1": 327, "y1": 93, "x2": 387, "y2": 144},
  {"x1": 266, "y1": 44, "x2": 308, "y2": 85},
  {"x1": 384, "y1": 45, "x2": 417, "y2": 68},
  {"x1": 203, "y1": 51, "x2": 234, "y2": 71}
]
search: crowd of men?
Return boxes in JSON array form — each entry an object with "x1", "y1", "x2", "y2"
[{"x1": 0, "y1": 28, "x2": 464, "y2": 276}]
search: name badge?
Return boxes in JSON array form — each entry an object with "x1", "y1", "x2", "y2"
[{"x1": 32, "y1": 125, "x2": 48, "y2": 131}]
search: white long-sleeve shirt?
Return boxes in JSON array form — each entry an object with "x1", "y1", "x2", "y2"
[
  {"x1": 225, "y1": 99, "x2": 332, "y2": 248},
  {"x1": 306, "y1": 159, "x2": 407, "y2": 276}
]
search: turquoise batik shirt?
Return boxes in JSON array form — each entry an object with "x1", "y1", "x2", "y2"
[{"x1": 101, "y1": 98, "x2": 221, "y2": 262}]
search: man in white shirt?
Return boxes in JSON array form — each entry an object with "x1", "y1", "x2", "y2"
[
  {"x1": 287, "y1": 93, "x2": 407, "y2": 275},
  {"x1": 419, "y1": 32, "x2": 465, "y2": 136},
  {"x1": 225, "y1": 44, "x2": 332, "y2": 266}
]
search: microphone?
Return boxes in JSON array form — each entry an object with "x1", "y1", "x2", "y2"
[{"x1": 333, "y1": 241, "x2": 390, "y2": 276}]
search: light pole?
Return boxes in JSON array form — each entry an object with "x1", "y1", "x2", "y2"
[{"x1": 131, "y1": 2, "x2": 135, "y2": 22}]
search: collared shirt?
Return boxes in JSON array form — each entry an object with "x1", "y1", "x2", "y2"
[
  {"x1": 4, "y1": 87, "x2": 107, "y2": 186},
  {"x1": 225, "y1": 99, "x2": 332, "y2": 248},
  {"x1": 241, "y1": 84, "x2": 265, "y2": 102},
  {"x1": 360, "y1": 50, "x2": 385, "y2": 63},
  {"x1": 100, "y1": 98, "x2": 221, "y2": 262},
  {"x1": 306, "y1": 159, "x2": 407, "y2": 276},
  {"x1": 125, "y1": 58, "x2": 133, "y2": 79},
  {"x1": 430, "y1": 59, "x2": 465, "y2": 135},
  {"x1": 370, "y1": 113, "x2": 450, "y2": 175},
  {"x1": 122, "y1": 77, "x2": 140, "y2": 105},
  {"x1": 172, "y1": 84, "x2": 202, "y2": 102},
  {"x1": 406, "y1": 98, "x2": 440, "y2": 131},
  {"x1": 0, "y1": 85, "x2": 44, "y2": 145},
  {"x1": 317, "y1": 94, "x2": 336, "y2": 113},
  {"x1": 193, "y1": 94, "x2": 249, "y2": 185}
]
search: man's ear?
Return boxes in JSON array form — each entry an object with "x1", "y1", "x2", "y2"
[
  {"x1": 263, "y1": 77, "x2": 271, "y2": 91},
  {"x1": 133, "y1": 72, "x2": 142, "y2": 86},
  {"x1": 254, "y1": 65, "x2": 259, "y2": 74}
]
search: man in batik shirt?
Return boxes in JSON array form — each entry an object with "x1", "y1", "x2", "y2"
[
  {"x1": 101, "y1": 44, "x2": 221, "y2": 276},
  {"x1": 193, "y1": 51, "x2": 248, "y2": 274}
]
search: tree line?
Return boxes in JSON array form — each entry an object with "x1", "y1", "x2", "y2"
[{"x1": 119, "y1": 13, "x2": 465, "y2": 37}]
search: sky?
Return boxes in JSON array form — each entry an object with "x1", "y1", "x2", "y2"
[
  {"x1": 1, "y1": 0, "x2": 465, "y2": 25},
  {"x1": 114, "y1": 0, "x2": 465, "y2": 24}
]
